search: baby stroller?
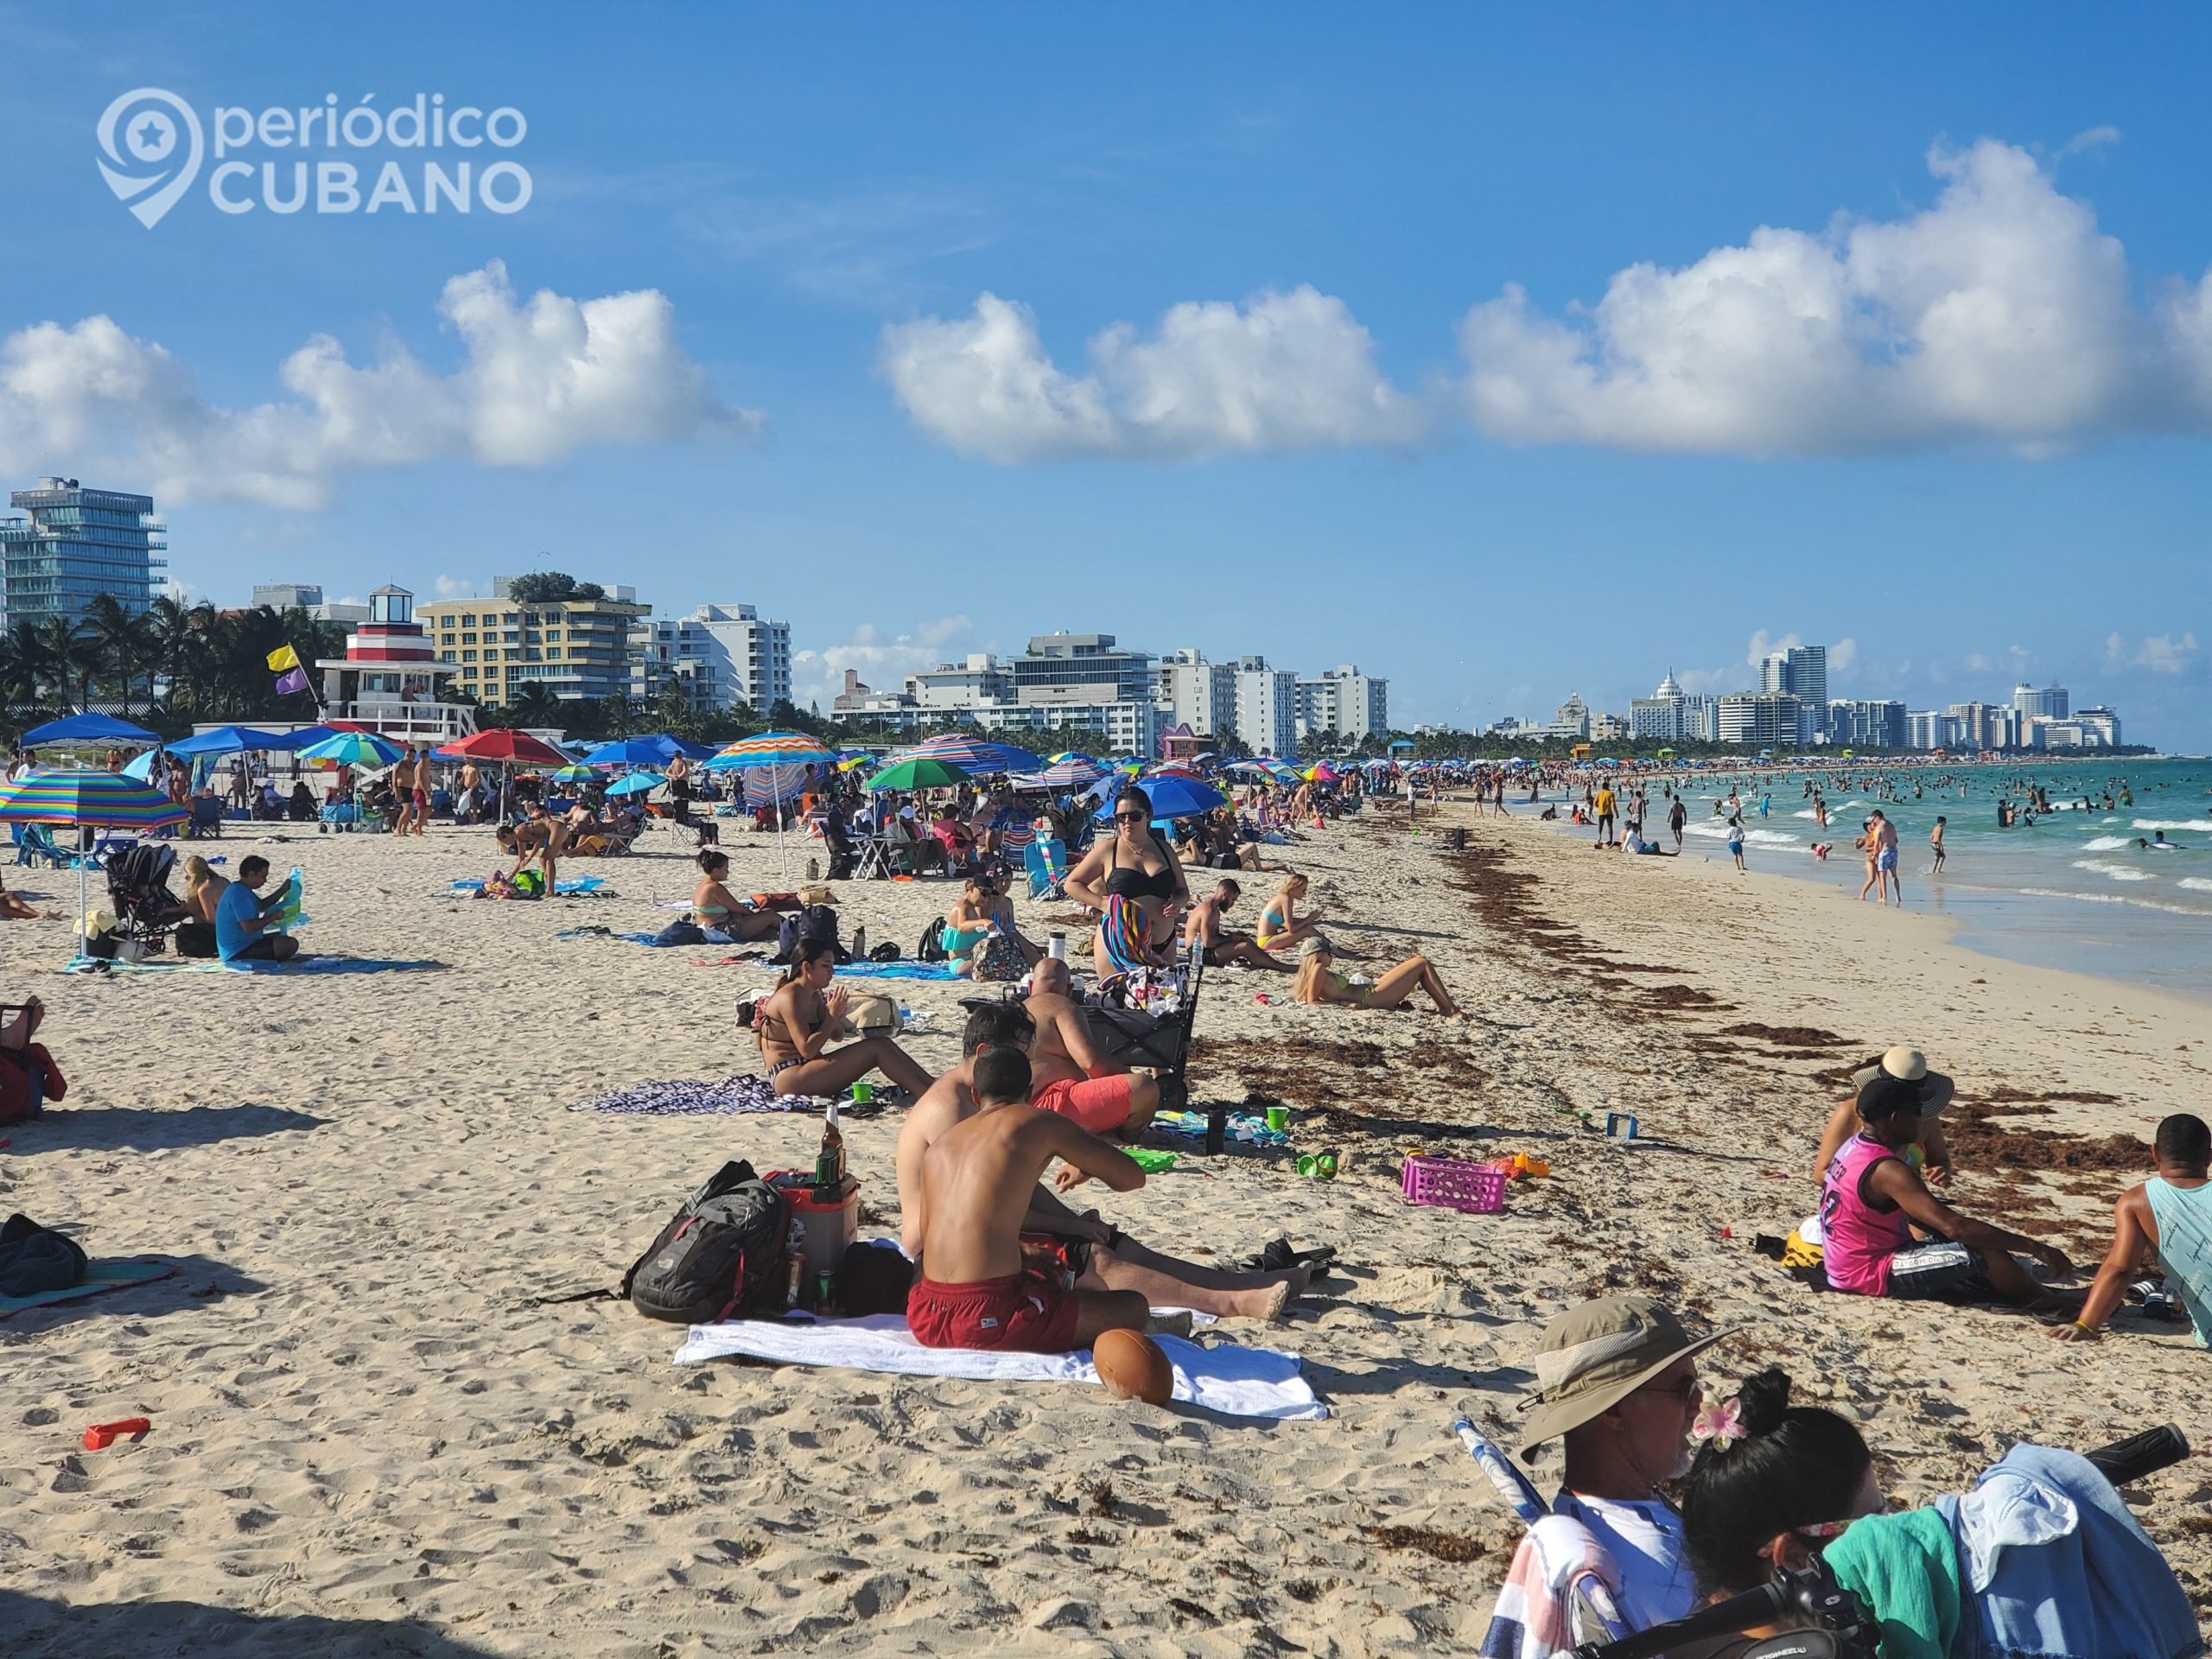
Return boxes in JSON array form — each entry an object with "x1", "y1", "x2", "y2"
[
  {"x1": 1087, "y1": 943, "x2": 1212, "y2": 1146},
  {"x1": 99, "y1": 842, "x2": 191, "y2": 958}
]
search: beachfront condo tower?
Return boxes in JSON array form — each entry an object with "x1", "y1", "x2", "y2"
[{"x1": 0, "y1": 477, "x2": 167, "y2": 629}]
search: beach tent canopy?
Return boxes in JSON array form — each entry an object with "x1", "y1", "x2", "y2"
[
  {"x1": 22, "y1": 712, "x2": 157, "y2": 746},
  {"x1": 1388, "y1": 738, "x2": 1416, "y2": 750},
  {"x1": 582, "y1": 734, "x2": 709, "y2": 766},
  {"x1": 166, "y1": 725, "x2": 304, "y2": 757}
]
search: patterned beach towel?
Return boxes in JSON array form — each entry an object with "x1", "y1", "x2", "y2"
[{"x1": 572, "y1": 1075, "x2": 901, "y2": 1116}]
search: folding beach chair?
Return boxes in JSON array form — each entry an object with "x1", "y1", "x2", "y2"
[
  {"x1": 1088, "y1": 940, "x2": 1214, "y2": 1147},
  {"x1": 1024, "y1": 836, "x2": 1067, "y2": 899},
  {"x1": 850, "y1": 831, "x2": 894, "y2": 881},
  {"x1": 1453, "y1": 1417, "x2": 1633, "y2": 1659}
]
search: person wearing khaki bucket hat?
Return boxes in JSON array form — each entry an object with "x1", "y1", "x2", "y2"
[
  {"x1": 1509, "y1": 1295, "x2": 1732, "y2": 1632},
  {"x1": 1813, "y1": 1046, "x2": 1957, "y2": 1190}
]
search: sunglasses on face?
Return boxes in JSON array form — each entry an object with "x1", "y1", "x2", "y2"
[{"x1": 1115, "y1": 811, "x2": 1147, "y2": 822}]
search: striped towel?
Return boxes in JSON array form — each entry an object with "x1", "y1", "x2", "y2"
[
  {"x1": 1478, "y1": 1515, "x2": 1630, "y2": 1659},
  {"x1": 1097, "y1": 894, "x2": 1153, "y2": 976}
]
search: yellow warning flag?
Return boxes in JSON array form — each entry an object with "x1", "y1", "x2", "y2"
[{"x1": 266, "y1": 644, "x2": 301, "y2": 672}]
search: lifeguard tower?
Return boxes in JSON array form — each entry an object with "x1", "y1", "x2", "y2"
[{"x1": 315, "y1": 585, "x2": 476, "y2": 741}]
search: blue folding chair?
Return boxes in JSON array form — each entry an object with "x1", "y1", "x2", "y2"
[{"x1": 1024, "y1": 836, "x2": 1068, "y2": 899}]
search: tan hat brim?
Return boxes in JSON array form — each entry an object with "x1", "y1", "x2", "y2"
[
  {"x1": 1849, "y1": 1063, "x2": 1954, "y2": 1116},
  {"x1": 1516, "y1": 1327, "x2": 1732, "y2": 1463}
]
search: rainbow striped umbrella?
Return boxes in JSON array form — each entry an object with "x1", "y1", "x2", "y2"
[
  {"x1": 0, "y1": 770, "x2": 189, "y2": 959},
  {"x1": 899, "y1": 734, "x2": 1044, "y2": 773},
  {"x1": 1041, "y1": 755, "x2": 1108, "y2": 788},
  {"x1": 702, "y1": 732, "x2": 841, "y2": 876}
]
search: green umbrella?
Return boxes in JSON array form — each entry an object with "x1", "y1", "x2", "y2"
[{"x1": 866, "y1": 755, "x2": 971, "y2": 791}]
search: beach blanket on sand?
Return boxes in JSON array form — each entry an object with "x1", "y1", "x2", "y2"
[
  {"x1": 674, "y1": 1313, "x2": 1326, "y2": 1421},
  {"x1": 452, "y1": 876, "x2": 609, "y2": 895},
  {"x1": 571, "y1": 1075, "x2": 899, "y2": 1116},
  {"x1": 65, "y1": 955, "x2": 442, "y2": 976},
  {"x1": 0, "y1": 1257, "x2": 175, "y2": 1319}
]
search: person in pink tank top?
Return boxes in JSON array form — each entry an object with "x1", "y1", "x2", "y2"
[{"x1": 1819, "y1": 1071, "x2": 2080, "y2": 1310}]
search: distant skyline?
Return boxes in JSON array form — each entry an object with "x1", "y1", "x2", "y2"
[{"x1": 1, "y1": 8, "x2": 2207, "y2": 743}]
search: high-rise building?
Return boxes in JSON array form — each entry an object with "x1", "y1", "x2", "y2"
[
  {"x1": 829, "y1": 630, "x2": 1159, "y2": 753},
  {"x1": 1294, "y1": 664, "x2": 1389, "y2": 744},
  {"x1": 1717, "y1": 693, "x2": 1803, "y2": 747},
  {"x1": 1831, "y1": 699, "x2": 1908, "y2": 749},
  {"x1": 0, "y1": 477, "x2": 166, "y2": 628},
  {"x1": 1630, "y1": 671, "x2": 1688, "y2": 741},
  {"x1": 1155, "y1": 649, "x2": 1237, "y2": 740},
  {"x1": 419, "y1": 586, "x2": 649, "y2": 705},
  {"x1": 634, "y1": 602, "x2": 791, "y2": 712},
  {"x1": 2012, "y1": 683, "x2": 2069, "y2": 723},
  {"x1": 1907, "y1": 710, "x2": 1964, "y2": 751},
  {"x1": 1552, "y1": 693, "x2": 1592, "y2": 739},
  {"x1": 1232, "y1": 655, "x2": 1299, "y2": 757},
  {"x1": 1759, "y1": 646, "x2": 1828, "y2": 742}
]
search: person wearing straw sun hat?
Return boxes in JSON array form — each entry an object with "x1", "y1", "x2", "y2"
[
  {"x1": 1813, "y1": 1046, "x2": 1957, "y2": 1191},
  {"x1": 1511, "y1": 1295, "x2": 1732, "y2": 1633}
]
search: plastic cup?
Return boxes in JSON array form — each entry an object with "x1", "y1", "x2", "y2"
[
  {"x1": 851, "y1": 1082, "x2": 874, "y2": 1104},
  {"x1": 1265, "y1": 1107, "x2": 1288, "y2": 1134}
]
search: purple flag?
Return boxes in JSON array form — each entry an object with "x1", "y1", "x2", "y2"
[{"x1": 274, "y1": 666, "x2": 309, "y2": 696}]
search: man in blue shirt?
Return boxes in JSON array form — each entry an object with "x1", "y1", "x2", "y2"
[{"x1": 215, "y1": 855, "x2": 297, "y2": 963}]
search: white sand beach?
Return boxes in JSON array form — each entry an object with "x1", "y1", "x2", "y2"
[{"x1": 3, "y1": 805, "x2": 2206, "y2": 1656}]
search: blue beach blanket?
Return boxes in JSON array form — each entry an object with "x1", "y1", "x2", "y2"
[
  {"x1": 0, "y1": 1257, "x2": 175, "y2": 1319},
  {"x1": 65, "y1": 955, "x2": 443, "y2": 976},
  {"x1": 452, "y1": 876, "x2": 607, "y2": 894}
]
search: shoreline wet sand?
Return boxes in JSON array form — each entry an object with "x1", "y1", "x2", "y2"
[{"x1": 1, "y1": 803, "x2": 2205, "y2": 1655}]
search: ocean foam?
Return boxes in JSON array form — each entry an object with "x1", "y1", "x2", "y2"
[
  {"x1": 2080, "y1": 836, "x2": 2133, "y2": 851},
  {"x1": 2019, "y1": 887, "x2": 2209, "y2": 918},
  {"x1": 2071, "y1": 859, "x2": 2156, "y2": 883},
  {"x1": 2133, "y1": 820, "x2": 2211, "y2": 832},
  {"x1": 2183, "y1": 878, "x2": 2212, "y2": 893}
]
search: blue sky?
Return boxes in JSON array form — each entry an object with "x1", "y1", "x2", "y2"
[{"x1": 3, "y1": 5, "x2": 2209, "y2": 741}]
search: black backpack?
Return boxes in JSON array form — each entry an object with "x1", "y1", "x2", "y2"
[
  {"x1": 918, "y1": 915, "x2": 948, "y2": 962},
  {"x1": 774, "y1": 903, "x2": 843, "y2": 964},
  {"x1": 620, "y1": 1160, "x2": 791, "y2": 1324}
]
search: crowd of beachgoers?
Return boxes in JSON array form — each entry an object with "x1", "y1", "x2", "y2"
[{"x1": 3, "y1": 732, "x2": 2207, "y2": 1656}]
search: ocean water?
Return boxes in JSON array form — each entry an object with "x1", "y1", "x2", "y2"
[{"x1": 1545, "y1": 757, "x2": 2212, "y2": 998}]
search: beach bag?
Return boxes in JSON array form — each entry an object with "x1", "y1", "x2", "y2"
[
  {"x1": 774, "y1": 903, "x2": 842, "y2": 964},
  {"x1": 974, "y1": 931, "x2": 1026, "y2": 982},
  {"x1": 512, "y1": 869, "x2": 546, "y2": 898},
  {"x1": 175, "y1": 920, "x2": 217, "y2": 958},
  {"x1": 918, "y1": 916, "x2": 948, "y2": 962},
  {"x1": 842, "y1": 993, "x2": 899, "y2": 1035},
  {"x1": 654, "y1": 918, "x2": 707, "y2": 947},
  {"x1": 0, "y1": 1212, "x2": 87, "y2": 1297},
  {"x1": 621, "y1": 1160, "x2": 791, "y2": 1324}
]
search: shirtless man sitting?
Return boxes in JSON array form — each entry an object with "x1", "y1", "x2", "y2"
[
  {"x1": 896, "y1": 1003, "x2": 1301, "y2": 1322},
  {"x1": 1180, "y1": 879, "x2": 1290, "y2": 972},
  {"x1": 910, "y1": 1047, "x2": 1150, "y2": 1352},
  {"x1": 1025, "y1": 956, "x2": 1160, "y2": 1138}
]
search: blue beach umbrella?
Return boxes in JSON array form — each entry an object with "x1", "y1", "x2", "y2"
[
  {"x1": 606, "y1": 771, "x2": 665, "y2": 798},
  {"x1": 298, "y1": 731, "x2": 404, "y2": 768}
]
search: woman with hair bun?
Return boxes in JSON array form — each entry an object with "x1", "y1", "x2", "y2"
[{"x1": 1680, "y1": 1368, "x2": 1882, "y2": 1600}]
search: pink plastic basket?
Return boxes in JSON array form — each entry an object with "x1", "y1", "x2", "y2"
[{"x1": 1402, "y1": 1154, "x2": 1508, "y2": 1215}]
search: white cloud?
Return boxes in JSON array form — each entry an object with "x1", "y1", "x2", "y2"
[
  {"x1": 1745, "y1": 630, "x2": 1803, "y2": 668},
  {"x1": 2056, "y1": 125, "x2": 2122, "y2": 160},
  {"x1": 1671, "y1": 664, "x2": 1739, "y2": 696},
  {"x1": 880, "y1": 287, "x2": 1426, "y2": 462},
  {"x1": 434, "y1": 575, "x2": 475, "y2": 600},
  {"x1": 1458, "y1": 138, "x2": 2212, "y2": 454},
  {"x1": 2107, "y1": 631, "x2": 2199, "y2": 674},
  {"x1": 1827, "y1": 637, "x2": 1858, "y2": 676},
  {"x1": 790, "y1": 615, "x2": 976, "y2": 710},
  {"x1": 1964, "y1": 652, "x2": 1991, "y2": 672},
  {"x1": 0, "y1": 261, "x2": 756, "y2": 509}
]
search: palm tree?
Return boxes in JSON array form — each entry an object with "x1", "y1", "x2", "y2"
[
  {"x1": 504, "y1": 683, "x2": 562, "y2": 729},
  {"x1": 32, "y1": 618, "x2": 99, "y2": 711},
  {"x1": 83, "y1": 594, "x2": 152, "y2": 717},
  {"x1": 141, "y1": 595, "x2": 207, "y2": 703}
]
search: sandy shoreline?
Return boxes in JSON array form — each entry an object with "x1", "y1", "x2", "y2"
[{"x1": 2, "y1": 805, "x2": 2205, "y2": 1656}]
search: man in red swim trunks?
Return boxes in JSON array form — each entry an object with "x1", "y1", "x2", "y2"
[
  {"x1": 908, "y1": 1047, "x2": 1151, "y2": 1352},
  {"x1": 1024, "y1": 957, "x2": 1158, "y2": 1139}
]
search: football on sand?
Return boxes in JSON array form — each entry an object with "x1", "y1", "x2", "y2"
[{"x1": 1092, "y1": 1329, "x2": 1173, "y2": 1405}]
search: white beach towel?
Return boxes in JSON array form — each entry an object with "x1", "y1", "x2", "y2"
[{"x1": 673, "y1": 1313, "x2": 1327, "y2": 1421}]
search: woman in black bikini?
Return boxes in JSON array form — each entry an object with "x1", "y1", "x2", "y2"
[
  {"x1": 1063, "y1": 784, "x2": 1191, "y2": 950},
  {"x1": 754, "y1": 940, "x2": 935, "y2": 1098}
]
